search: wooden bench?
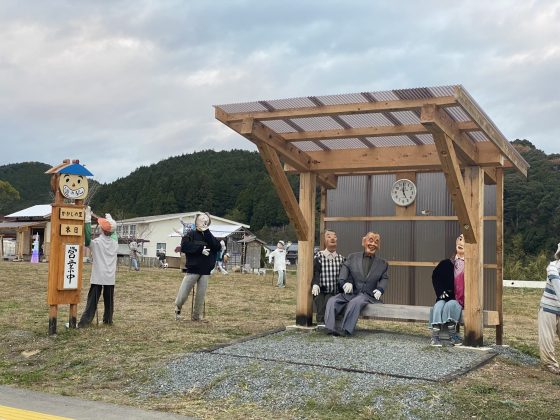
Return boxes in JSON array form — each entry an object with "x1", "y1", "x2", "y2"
[{"x1": 359, "y1": 303, "x2": 500, "y2": 327}]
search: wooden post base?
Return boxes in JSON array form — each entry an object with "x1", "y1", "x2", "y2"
[
  {"x1": 68, "y1": 303, "x2": 77, "y2": 329},
  {"x1": 48, "y1": 305, "x2": 58, "y2": 335}
]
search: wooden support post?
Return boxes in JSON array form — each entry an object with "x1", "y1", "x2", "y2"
[
  {"x1": 463, "y1": 166, "x2": 484, "y2": 346},
  {"x1": 69, "y1": 304, "x2": 78, "y2": 329},
  {"x1": 319, "y1": 187, "x2": 326, "y2": 250},
  {"x1": 495, "y1": 168, "x2": 504, "y2": 344},
  {"x1": 296, "y1": 172, "x2": 316, "y2": 326},
  {"x1": 48, "y1": 305, "x2": 58, "y2": 335}
]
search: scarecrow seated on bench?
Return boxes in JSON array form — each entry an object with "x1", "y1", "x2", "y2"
[{"x1": 324, "y1": 232, "x2": 389, "y2": 337}]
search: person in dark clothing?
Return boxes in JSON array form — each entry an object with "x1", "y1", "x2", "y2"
[
  {"x1": 324, "y1": 232, "x2": 389, "y2": 336},
  {"x1": 174, "y1": 212, "x2": 220, "y2": 322}
]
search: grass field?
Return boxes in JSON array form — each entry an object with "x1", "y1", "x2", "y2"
[{"x1": 1, "y1": 260, "x2": 559, "y2": 419}]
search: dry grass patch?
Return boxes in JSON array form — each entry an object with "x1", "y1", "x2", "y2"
[{"x1": 1, "y1": 261, "x2": 559, "y2": 418}]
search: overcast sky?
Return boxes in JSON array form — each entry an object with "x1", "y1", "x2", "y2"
[{"x1": 1, "y1": 1, "x2": 558, "y2": 183}]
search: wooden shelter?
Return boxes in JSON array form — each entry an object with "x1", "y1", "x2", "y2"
[{"x1": 214, "y1": 85, "x2": 529, "y2": 346}]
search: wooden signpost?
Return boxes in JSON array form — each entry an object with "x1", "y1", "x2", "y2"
[{"x1": 46, "y1": 159, "x2": 93, "y2": 335}]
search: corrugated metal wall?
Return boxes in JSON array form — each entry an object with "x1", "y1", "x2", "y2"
[{"x1": 326, "y1": 173, "x2": 497, "y2": 310}]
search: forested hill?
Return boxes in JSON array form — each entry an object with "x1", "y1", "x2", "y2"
[
  {"x1": 91, "y1": 149, "x2": 294, "y2": 231},
  {"x1": 0, "y1": 162, "x2": 51, "y2": 214},
  {"x1": 504, "y1": 140, "x2": 560, "y2": 257},
  {"x1": 2, "y1": 142, "x2": 560, "y2": 260}
]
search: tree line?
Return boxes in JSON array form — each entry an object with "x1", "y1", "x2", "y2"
[{"x1": 2, "y1": 141, "x2": 559, "y2": 279}]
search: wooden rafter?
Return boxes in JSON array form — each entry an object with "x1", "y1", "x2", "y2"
[
  {"x1": 234, "y1": 119, "x2": 337, "y2": 189},
  {"x1": 256, "y1": 142, "x2": 309, "y2": 241},
  {"x1": 420, "y1": 104, "x2": 479, "y2": 164},
  {"x1": 215, "y1": 96, "x2": 457, "y2": 123},
  {"x1": 420, "y1": 103, "x2": 498, "y2": 185},
  {"x1": 281, "y1": 121, "x2": 478, "y2": 142},
  {"x1": 454, "y1": 86, "x2": 528, "y2": 177},
  {"x1": 422, "y1": 123, "x2": 477, "y2": 243},
  {"x1": 284, "y1": 143, "x2": 505, "y2": 174}
]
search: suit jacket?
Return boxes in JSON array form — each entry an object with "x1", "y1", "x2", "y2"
[{"x1": 339, "y1": 252, "x2": 389, "y2": 297}]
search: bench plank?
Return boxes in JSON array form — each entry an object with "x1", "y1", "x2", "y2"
[{"x1": 360, "y1": 304, "x2": 499, "y2": 327}]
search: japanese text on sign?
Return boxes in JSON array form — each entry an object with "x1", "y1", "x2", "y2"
[
  {"x1": 63, "y1": 244, "x2": 80, "y2": 289},
  {"x1": 59, "y1": 207, "x2": 85, "y2": 220},
  {"x1": 60, "y1": 224, "x2": 83, "y2": 236}
]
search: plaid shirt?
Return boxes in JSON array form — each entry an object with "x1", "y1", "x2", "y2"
[{"x1": 312, "y1": 250, "x2": 345, "y2": 294}]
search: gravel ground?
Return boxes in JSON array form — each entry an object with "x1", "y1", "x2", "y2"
[{"x1": 145, "y1": 328, "x2": 536, "y2": 416}]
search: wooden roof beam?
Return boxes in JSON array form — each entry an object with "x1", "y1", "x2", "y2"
[
  {"x1": 284, "y1": 143, "x2": 505, "y2": 174},
  {"x1": 237, "y1": 119, "x2": 337, "y2": 189},
  {"x1": 420, "y1": 104, "x2": 479, "y2": 165},
  {"x1": 215, "y1": 96, "x2": 457, "y2": 123},
  {"x1": 454, "y1": 86, "x2": 529, "y2": 177},
  {"x1": 421, "y1": 103, "x2": 499, "y2": 185},
  {"x1": 257, "y1": 142, "x2": 309, "y2": 241},
  {"x1": 281, "y1": 121, "x2": 478, "y2": 142},
  {"x1": 430, "y1": 130, "x2": 477, "y2": 243}
]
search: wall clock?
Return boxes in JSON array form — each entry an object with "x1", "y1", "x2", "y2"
[{"x1": 390, "y1": 179, "x2": 417, "y2": 207}]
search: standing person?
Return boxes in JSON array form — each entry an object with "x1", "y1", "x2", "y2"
[
  {"x1": 538, "y1": 242, "x2": 560, "y2": 374},
  {"x1": 157, "y1": 249, "x2": 168, "y2": 268},
  {"x1": 174, "y1": 212, "x2": 220, "y2": 322},
  {"x1": 324, "y1": 232, "x2": 388, "y2": 336},
  {"x1": 429, "y1": 234, "x2": 465, "y2": 346},
  {"x1": 311, "y1": 230, "x2": 345, "y2": 326},
  {"x1": 269, "y1": 240, "x2": 287, "y2": 288},
  {"x1": 215, "y1": 239, "x2": 228, "y2": 274},
  {"x1": 78, "y1": 207, "x2": 118, "y2": 327},
  {"x1": 129, "y1": 241, "x2": 141, "y2": 271}
]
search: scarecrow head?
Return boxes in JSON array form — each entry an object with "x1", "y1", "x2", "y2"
[
  {"x1": 362, "y1": 232, "x2": 381, "y2": 256},
  {"x1": 324, "y1": 230, "x2": 337, "y2": 252},
  {"x1": 194, "y1": 212, "x2": 211, "y2": 232}
]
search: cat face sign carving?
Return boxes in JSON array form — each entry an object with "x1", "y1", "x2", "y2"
[{"x1": 59, "y1": 174, "x2": 88, "y2": 199}]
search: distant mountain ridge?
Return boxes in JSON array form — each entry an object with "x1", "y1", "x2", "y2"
[{"x1": 2, "y1": 142, "x2": 559, "y2": 260}]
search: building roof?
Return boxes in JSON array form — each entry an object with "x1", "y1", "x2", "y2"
[
  {"x1": 169, "y1": 223, "x2": 245, "y2": 239},
  {"x1": 236, "y1": 235, "x2": 267, "y2": 245},
  {"x1": 6, "y1": 205, "x2": 52, "y2": 219},
  {"x1": 0, "y1": 221, "x2": 47, "y2": 230},
  {"x1": 119, "y1": 211, "x2": 250, "y2": 228},
  {"x1": 215, "y1": 84, "x2": 529, "y2": 178}
]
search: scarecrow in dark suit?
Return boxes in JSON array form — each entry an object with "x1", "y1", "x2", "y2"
[{"x1": 324, "y1": 232, "x2": 389, "y2": 336}]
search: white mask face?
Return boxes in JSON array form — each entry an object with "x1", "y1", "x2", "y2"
[{"x1": 196, "y1": 214, "x2": 210, "y2": 231}]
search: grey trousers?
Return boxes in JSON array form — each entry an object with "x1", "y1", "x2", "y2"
[
  {"x1": 276, "y1": 270, "x2": 285, "y2": 287},
  {"x1": 175, "y1": 273, "x2": 209, "y2": 320},
  {"x1": 538, "y1": 308, "x2": 560, "y2": 369},
  {"x1": 324, "y1": 292, "x2": 374, "y2": 335},
  {"x1": 314, "y1": 292, "x2": 335, "y2": 324}
]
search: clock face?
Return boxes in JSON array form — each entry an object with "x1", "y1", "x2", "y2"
[{"x1": 391, "y1": 179, "x2": 417, "y2": 207}]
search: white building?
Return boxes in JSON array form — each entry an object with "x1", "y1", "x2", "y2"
[{"x1": 116, "y1": 212, "x2": 250, "y2": 259}]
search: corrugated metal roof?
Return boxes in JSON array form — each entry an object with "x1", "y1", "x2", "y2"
[
  {"x1": 215, "y1": 84, "x2": 529, "y2": 176},
  {"x1": 215, "y1": 85, "x2": 458, "y2": 114}
]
